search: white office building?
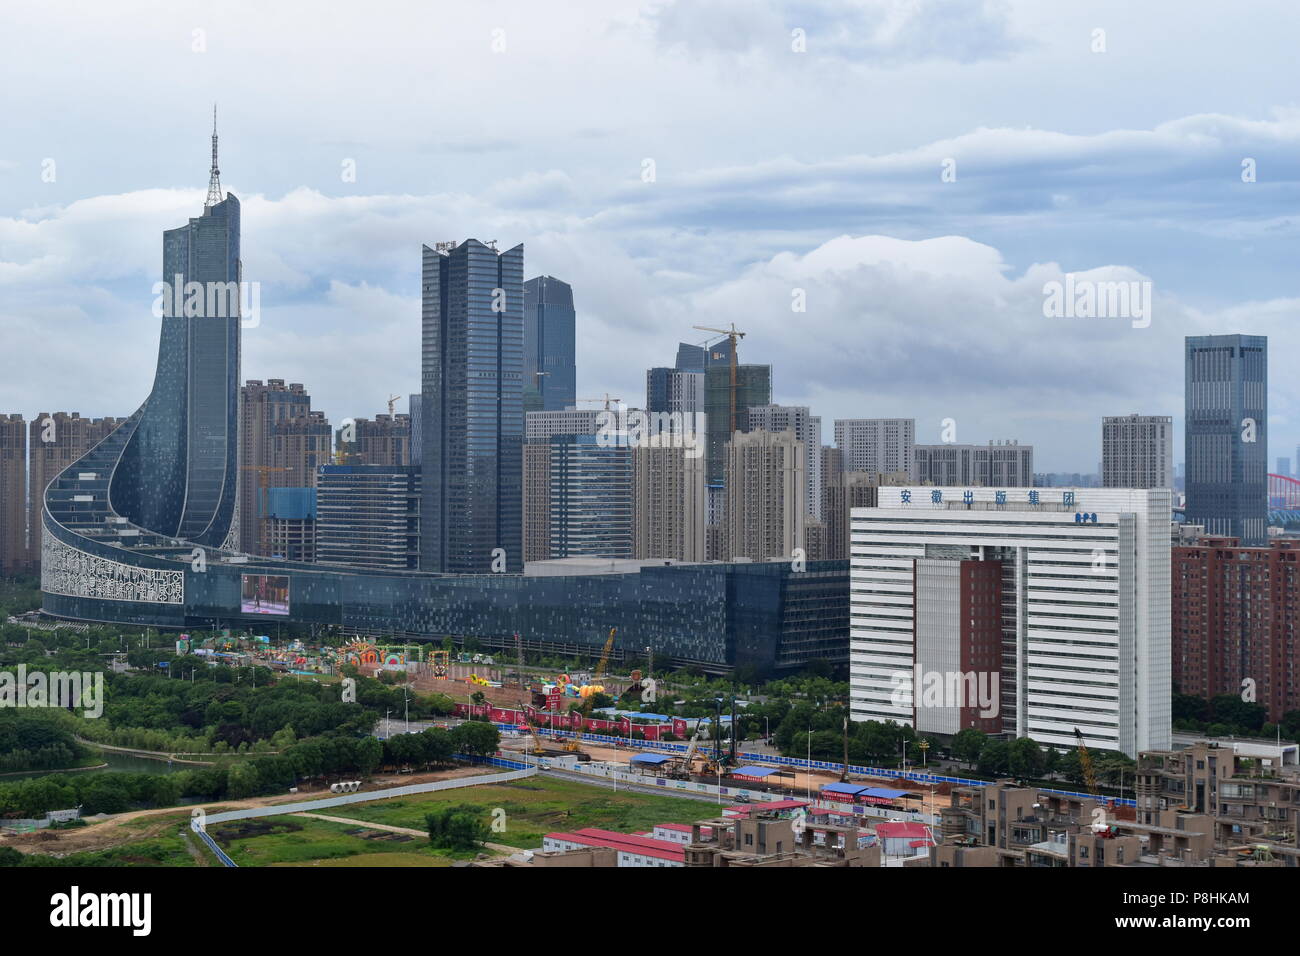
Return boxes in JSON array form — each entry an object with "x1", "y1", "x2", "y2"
[{"x1": 850, "y1": 486, "x2": 1171, "y2": 757}]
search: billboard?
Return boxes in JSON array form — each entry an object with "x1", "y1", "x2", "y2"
[{"x1": 241, "y1": 575, "x2": 290, "y2": 616}]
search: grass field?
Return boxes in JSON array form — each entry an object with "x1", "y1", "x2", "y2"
[
  {"x1": 212, "y1": 816, "x2": 464, "y2": 867},
  {"x1": 332, "y1": 774, "x2": 713, "y2": 848}
]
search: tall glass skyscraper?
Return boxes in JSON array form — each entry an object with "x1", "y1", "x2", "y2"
[
  {"x1": 111, "y1": 119, "x2": 241, "y2": 549},
  {"x1": 1185, "y1": 334, "x2": 1268, "y2": 544},
  {"x1": 421, "y1": 239, "x2": 524, "y2": 572},
  {"x1": 522, "y1": 275, "x2": 576, "y2": 412}
]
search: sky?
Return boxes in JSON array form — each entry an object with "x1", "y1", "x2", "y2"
[{"x1": 3, "y1": 0, "x2": 1300, "y2": 472}]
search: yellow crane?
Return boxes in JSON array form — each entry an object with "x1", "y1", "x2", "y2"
[
  {"x1": 594, "y1": 627, "x2": 617, "y2": 681},
  {"x1": 1074, "y1": 727, "x2": 1099, "y2": 798},
  {"x1": 692, "y1": 323, "x2": 747, "y2": 434},
  {"x1": 386, "y1": 394, "x2": 402, "y2": 416}
]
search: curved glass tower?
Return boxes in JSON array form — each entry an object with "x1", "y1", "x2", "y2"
[{"x1": 112, "y1": 191, "x2": 241, "y2": 548}]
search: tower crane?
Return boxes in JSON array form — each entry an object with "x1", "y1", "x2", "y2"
[
  {"x1": 692, "y1": 323, "x2": 747, "y2": 434},
  {"x1": 575, "y1": 395, "x2": 623, "y2": 412}
]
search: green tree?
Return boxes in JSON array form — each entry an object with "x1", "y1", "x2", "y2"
[
  {"x1": 425, "y1": 804, "x2": 490, "y2": 852},
  {"x1": 951, "y1": 728, "x2": 986, "y2": 768}
]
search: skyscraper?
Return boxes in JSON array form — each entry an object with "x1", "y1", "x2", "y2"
[
  {"x1": 421, "y1": 239, "x2": 524, "y2": 573},
  {"x1": 1102, "y1": 414, "x2": 1173, "y2": 489},
  {"x1": 1185, "y1": 334, "x2": 1267, "y2": 544},
  {"x1": 0, "y1": 415, "x2": 25, "y2": 575},
  {"x1": 522, "y1": 275, "x2": 576, "y2": 412},
  {"x1": 112, "y1": 113, "x2": 241, "y2": 549}
]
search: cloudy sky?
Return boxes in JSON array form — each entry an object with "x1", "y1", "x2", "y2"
[{"x1": 3, "y1": 0, "x2": 1300, "y2": 472}]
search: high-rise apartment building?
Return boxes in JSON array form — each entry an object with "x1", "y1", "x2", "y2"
[
  {"x1": 239, "y1": 380, "x2": 331, "y2": 554},
  {"x1": 850, "y1": 487, "x2": 1172, "y2": 757},
  {"x1": 835, "y1": 419, "x2": 914, "y2": 478},
  {"x1": 0, "y1": 415, "x2": 25, "y2": 575},
  {"x1": 632, "y1": 435, "x2": 707, "y2": 562},
  {"x1": 913, "y1": 441, "x2": 1033, "y2": 488},
  {"x1": 1185, "y1": 334, "x2": 1267, "y2": 544},
  {"x1": 748, "y1": 405, "x2": 822, "y2": 521},
  {"x1": 549, "y1": 435, "x2": 633, "y2": 558},
  {"x1": 1102, "y1": 414, "x2": 1173, "y2": 489},
  {"x1": 316, "y1": 465, "x2": 420, "y2": 570},
  {"x1": 522, "y1": 276, "x2": 577, "y2": 413},
  {"x1": 421, "y1": 239, "x2": 524, "y2": 573},
  {"x1": 1172, "y1": 536, "x2": 1300, "y2": 723},
  {"x1": 724, "y1": 429, "x2": 806, "y2": 562},
  {"x1": 646, "y1": 367, "x2": 705, "y2": 418},
  {"x1": 29, "y1": 413, "x2": 122, "y2": 567},
  {"x1": 1277, "y1": 456, "x2": 1291, "y2": 478}
]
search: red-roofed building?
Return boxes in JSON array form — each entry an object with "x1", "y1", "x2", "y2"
[
  {"x1": 875, "y1": 822, "x2": 935, "y2": 856},
  {"x1": 543, "y1": 827, "x2": 685, "y2": 867}
]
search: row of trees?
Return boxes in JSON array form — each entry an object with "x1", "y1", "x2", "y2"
[{"x1": 0, "y1": 720, "x2": 501, "y2": 818}]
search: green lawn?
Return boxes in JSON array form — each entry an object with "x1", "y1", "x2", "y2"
[
  {"x1": 211, "y1": 816, "x2": 464, "y2": 867},
  {"x1": 334, "y1": 774, "x2": 714, "y2": 848}
]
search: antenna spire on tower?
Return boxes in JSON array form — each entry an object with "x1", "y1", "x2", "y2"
[{"x1": 205, "y1": 103, "x2": 223, "y2": 207}]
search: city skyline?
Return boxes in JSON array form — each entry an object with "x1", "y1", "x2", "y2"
[{"x1": 6, "y1": 2, "x2": 1300, "y2": 474}]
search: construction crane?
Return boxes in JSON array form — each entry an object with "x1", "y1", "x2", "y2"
[
  {"x1": 692, "y1": 323, "x2": 747, "y2": 434},
  {"x1": 594, "y1": 627, "x2": 617, "y2": 682},
  {"x1": 521, "y1": 715, "x2": 544, "y2": 756},
  {"x1": 1074, "y1": 727, "x2": 1099, "y2": 798},
  {"x1": 575, "y1": 395, "x2": 623, "y2": 412},
  {"x1": 385, "y1": 394, "x2": 402, "y2": 417},
  {"x1": 679, "y1": 719, "x2": 706, "y2": 778}
]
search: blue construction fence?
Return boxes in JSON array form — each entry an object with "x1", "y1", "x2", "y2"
[
  {"x1": 490, "y1": 722, "x2": 1136, "y2": 808},
  {"x1": 195, "y1": 828, "x2": 237, "y2": 867}
]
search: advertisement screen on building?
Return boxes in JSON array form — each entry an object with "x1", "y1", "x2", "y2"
[{"x1": 240, "y1": 575, "x2": 290, "y2": 616}]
